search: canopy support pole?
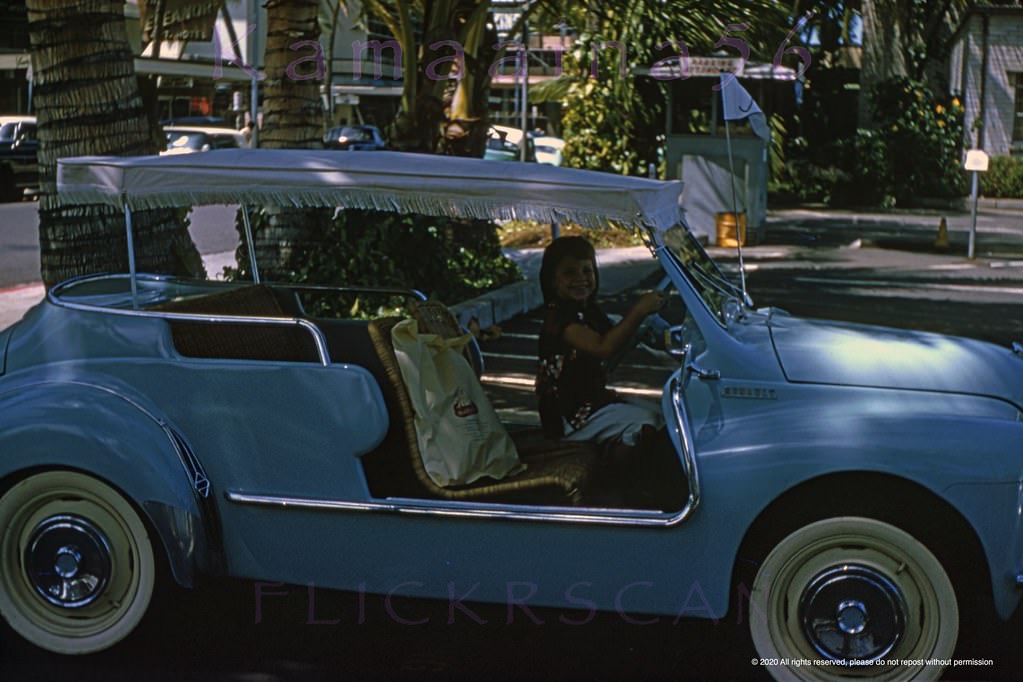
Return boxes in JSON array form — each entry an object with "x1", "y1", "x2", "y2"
[
  {"x1": 241, "y1": 205, "x2": 261, "y2": 283},
  {"x1": 723, "y1": 118, "x2": 749, "y2": 304},
  {"x1": 124, "y1": 204, "x2": 139, "y2": 310}
]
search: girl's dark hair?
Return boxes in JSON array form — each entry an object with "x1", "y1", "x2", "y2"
[{"x1": 539, "y1": 236, "x2": 600, "y2": 305}]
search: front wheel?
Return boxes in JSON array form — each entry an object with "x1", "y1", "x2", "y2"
[
  {"x1": 749, "y1": 517, "x2": 958, "y2": 681},
  {"x1": 0, "y1": 470, "x2": 156, "y2": 655}
]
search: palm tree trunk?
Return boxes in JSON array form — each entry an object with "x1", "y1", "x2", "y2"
[
  {"x1": 26, "y1": 0, "x2": 203, "y2": 288},
  {"x1": 389, "y1": 0, "x2": 495, "y2": 157},
  {"x1": 251, "y1": 0, "x2": 328, "y2": 281}
]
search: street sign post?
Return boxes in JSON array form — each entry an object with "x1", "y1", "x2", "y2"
[{"x1": 964, "y1": 149, "x2": 989, "y2": 260}]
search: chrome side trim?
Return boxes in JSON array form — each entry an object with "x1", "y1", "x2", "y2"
[
  {"x1": 225, "y1": 378, "x2": 702, "y2": 528},
  {"x1": 163, "y1": 427, "x2": 211, "y2": 498},
  {"x1": 670, "y1": 374, "x2": 702, "y2": 521},
  {"x1": 225, "y1": 490, "x2": 693, "y2": 527}
]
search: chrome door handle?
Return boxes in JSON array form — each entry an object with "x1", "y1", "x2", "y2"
[
  {"x1": 685, "y1": 361, "x2": 720, "y2": 381},
  {"x1": 672, "y1": 342, "x2": 720, "y2": 381}
]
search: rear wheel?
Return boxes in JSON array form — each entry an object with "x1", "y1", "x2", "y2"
[
  {"x1": 749, "y1": 517, "x2": 957, "y2": 681},
  {"x1": 0, "y1": 470, "x2": 155, "y2": 654}
]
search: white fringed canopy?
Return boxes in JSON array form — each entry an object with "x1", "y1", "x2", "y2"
[{"x1": 57, "y1": 149, "x2": 683, "y2": 231}]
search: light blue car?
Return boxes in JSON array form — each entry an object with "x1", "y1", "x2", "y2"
[{"x1": 1, "y1": 149, "x2": 1021, "y2": 679}]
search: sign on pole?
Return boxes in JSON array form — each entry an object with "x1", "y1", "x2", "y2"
[{"x1": 964, "y1": 149, "x2": 989, "y2": 259}]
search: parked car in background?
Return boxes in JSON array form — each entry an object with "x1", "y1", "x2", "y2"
[
  {"x1": 0, "y1": 115, "x2": 38, "y2": 202},
  {"x1": 323, "y1": 125, "x2": 387, "y2": 151},
  {"x1": 162, "y1": 126, "x2": 247, "y2": 155},
  {"x1": 484, "y1": 124, "x2": 535, "y2": 162},
  {"x1": 532, "y1": 135, "x2": 564, "y2": 166}
]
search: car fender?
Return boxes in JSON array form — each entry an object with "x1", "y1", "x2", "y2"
[
  {"x1": 718, "y1": 417, "x2": 1021, "y2": 618},
  {"x1": 0, "y1": 378, "x2": 217, "y2": 588},
  {"x1": 669, "y1": 381, "x2": 1023, "y2": 619}
]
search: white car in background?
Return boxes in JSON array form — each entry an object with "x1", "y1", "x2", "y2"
[
  {"x1": 532, "y1": 136, "x2": 565, "y2": 166},
  {"x1": 162, "y1": 126, "x2": 247, "y2": 155}
]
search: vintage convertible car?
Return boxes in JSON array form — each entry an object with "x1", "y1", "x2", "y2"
[{"x1": 1, "y1": 150, "x2": 1022, "y2": 680}]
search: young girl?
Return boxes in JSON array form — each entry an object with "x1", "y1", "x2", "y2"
[{"x1": 535, "y1": 236, "x2": 667, "y2": 447}]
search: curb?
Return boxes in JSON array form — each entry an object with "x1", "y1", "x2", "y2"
[
  {"x1": 449, "y1": 247, "x2": 661, "y2": 331},
  {"x1": 450, "y1": 280, "x2": 543, "y2": 331},
  {"x1": 979, "y1": 197, "x2": 1023, "y2": 211}
]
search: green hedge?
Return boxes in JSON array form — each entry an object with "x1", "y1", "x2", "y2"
[
  {"x1": 227, "y1": 209, "x2": 522, "y2": 318},
  {"x1": 981, "y1": 156, "x2": 1023, "y2": 198}
]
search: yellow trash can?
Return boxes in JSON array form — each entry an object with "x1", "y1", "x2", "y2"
[{"x1": 716, "y1": 212, "x2": 747, "y2": 247}]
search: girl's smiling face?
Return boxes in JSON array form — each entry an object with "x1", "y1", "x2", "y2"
[{"x1": 554, "y1": 256, "x2": 597, "y2": 303}]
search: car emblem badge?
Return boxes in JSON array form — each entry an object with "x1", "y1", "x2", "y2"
[{"x1": 722, "y1": 386, "x2": 777, "y2": 400}]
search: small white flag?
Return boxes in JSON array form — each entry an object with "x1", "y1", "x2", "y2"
[{"x1": 720, "y1": 74, "x2": 770, "y2": 144}]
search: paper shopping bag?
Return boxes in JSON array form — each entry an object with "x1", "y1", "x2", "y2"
[{"x1": 391, "y1": 319, "x2": 523, "y2": 487}]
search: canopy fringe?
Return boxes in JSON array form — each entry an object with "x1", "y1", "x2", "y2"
[{"x1": 58, "y1": 188, "x2": 682, "y2": 231}]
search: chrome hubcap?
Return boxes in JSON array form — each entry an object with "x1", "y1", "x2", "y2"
[
  {"x1": 800, "y1": 564, "x2": 906, "y2": 661},
  {"x1": 25, "y1": 515, "x2": 111, "y2": 608}
]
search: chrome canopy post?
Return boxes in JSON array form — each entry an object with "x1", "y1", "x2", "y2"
[
  {"x1": 241, "y1": 205, "x2": 261, "y2": 283},
  {"x1": 124, "y1": 203, "x2": 138, "y2": 310}
]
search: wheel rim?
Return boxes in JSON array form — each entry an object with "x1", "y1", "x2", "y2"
[
  {"x1": 750, "y1": 517, "x2": 958, "y2": 681},
  {"x1": 25, "y1": 514, "x2": 113, "y2": 609},
  {"x1": 0, "y1": 471, "x2": 155, "y2": 654},
  {"x1": 799, "y1": 564, "x2": 907, "y2": 662}
]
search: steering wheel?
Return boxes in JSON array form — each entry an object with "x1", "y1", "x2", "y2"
[{"x1": 605, "y1": 276, "x2": 680, "y2": 374}]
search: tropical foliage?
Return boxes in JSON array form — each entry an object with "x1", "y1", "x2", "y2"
[
  {"x1": 229, "y1": 209, "x2": 520, "y2": 317},
  {"x1": 872, "y1": 78, "x2": 966, "y2": 202},
  {"x1": 557, "y1": 1, "x2": 788, "y2": 177}
]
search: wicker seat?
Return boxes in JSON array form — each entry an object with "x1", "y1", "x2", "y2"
[{"x1": 367, "y1": 315, "x2": 596, "y2": 505}]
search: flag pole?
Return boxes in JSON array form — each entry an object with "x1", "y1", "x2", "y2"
[{"x1": 721, "y1": 80, "x2": 749, "y2": 305}]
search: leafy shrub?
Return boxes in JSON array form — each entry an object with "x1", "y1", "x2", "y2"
[
  {"x1": 769, "y1": 158, "x2": 849, "y2": 205},
  {"x1": 981, "y1": 156, "x2": 1023, "y2": 198},
  {"x1": 560, "y1": 35, "x2": 660, "y2": 178},
  {"x1": 227, "y1": 209, "x2": 521, "y2": 317},
  {"x1": 829, "y1": 129, "x2": 894, "y2": 207},
  {"x1": 871, "y1": 78, "x2": 967, "y2": 203}
]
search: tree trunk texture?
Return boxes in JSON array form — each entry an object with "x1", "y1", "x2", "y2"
[
  {"x1": 26, "y1": 0, "x2": 203, "y2": 288},
  {"x1": 389, "y1": 0, "x2": 494, "y2": 158},
  {"x1": 251, "y1": 0, "x2": 328, "y2": 282},
  {"x1": 858, "y1": 0, "x2": 909, "y2": 127}
]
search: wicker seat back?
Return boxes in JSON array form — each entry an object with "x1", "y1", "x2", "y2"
[{"x1": 367, "y1": 316, "x2": 595, "y2": 504}]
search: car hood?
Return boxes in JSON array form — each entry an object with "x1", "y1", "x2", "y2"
[{"x1": 769, "y1": 315, "x2": 1023, "y2": 407}]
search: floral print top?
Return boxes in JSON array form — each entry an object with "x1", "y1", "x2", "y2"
[{"x1": 535, "y1": 298, "x2": 618, "y2": 438}]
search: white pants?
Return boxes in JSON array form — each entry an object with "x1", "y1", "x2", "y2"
[{"x1": 563, "y1": 396, "x2": 664, "y2": 446}]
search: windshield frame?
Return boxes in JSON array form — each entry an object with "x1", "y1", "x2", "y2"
[{"x1": 654, "y1": 224, "x2": 748, "y2": 328}]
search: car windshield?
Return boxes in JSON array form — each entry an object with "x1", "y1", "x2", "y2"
[
  {"x1": 339, "y1": 127, "x2": 371, "y2": 141},
  {"x1": 660, "y1": 225, "x2": 746, "y2": 324},
  {"x1": 0, "y1": 123, "x2": 17, "y2": 141},
  {"x1": 166, "y1": 132, "x2": 205, "y2": 151}
]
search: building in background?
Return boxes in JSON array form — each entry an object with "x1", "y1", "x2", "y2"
[{"x1": 950, "y1": 5, "x2": 1023, "y2": 157}]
